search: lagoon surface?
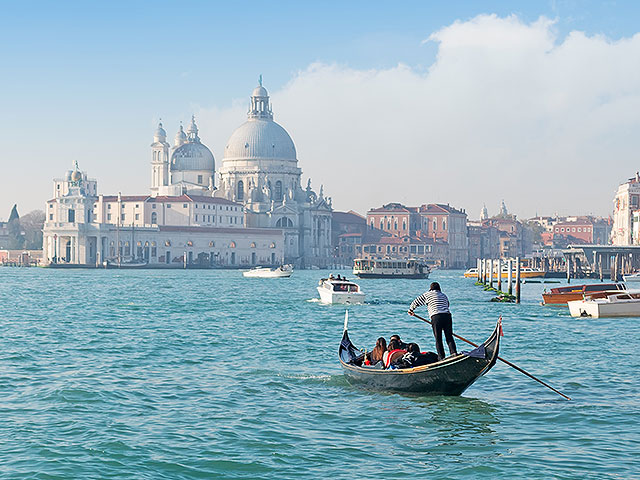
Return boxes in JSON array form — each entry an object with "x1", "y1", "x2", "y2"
[{"x1": 1, "y1": 268, "x2": 638, "y2": 479}]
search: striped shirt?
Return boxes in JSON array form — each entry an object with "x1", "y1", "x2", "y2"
[{"x1": 409, "y1": 290, "x2": 450, "y2": 317}]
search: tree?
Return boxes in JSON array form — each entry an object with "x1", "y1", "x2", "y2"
[
  {"x1": 7, "y1": 204, "x2": 24, "y2": 249},
  {"x1": 20, "y1": 210, "x2": 45, "y2": 249}
]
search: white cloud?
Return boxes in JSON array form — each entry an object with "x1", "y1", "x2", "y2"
[{"x1": 197, "y1": 14, "x2": 640, "y2": 219}]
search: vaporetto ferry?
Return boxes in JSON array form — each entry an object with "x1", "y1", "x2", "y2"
[{"x1": 353, "y1": 258, "x2": 429, "y2": 279}]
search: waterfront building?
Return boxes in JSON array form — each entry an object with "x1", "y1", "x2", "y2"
[
  {"x1": 467, "y1": 221, "x2": 501, "y2": 262},
  {"x1": 42, "y1": 163, "x2": 283, "y2": 267},
  {"x1": 41, "y1": 78, "x2": 332, "y2": 268},
  {"x1": 215, "y1": 80, "x2": 333, "y2": 267},
  {"x1": 612, "y1": 173, "x2": 640, "y2": 245},
  {"x1": 552, "y1": 217, "x2": 611, "y2": 245},
  {"x1": 364, "y1": 202, "x2": 468, "y2": 268}
]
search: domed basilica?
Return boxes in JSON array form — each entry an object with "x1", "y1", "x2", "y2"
[{"x1": 150, "y1": 79, "x2": 333, "y2": 267}]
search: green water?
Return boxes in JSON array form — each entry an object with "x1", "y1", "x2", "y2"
[{"x1": 0, "y1": 268, "x2": 637, "y2": 478}]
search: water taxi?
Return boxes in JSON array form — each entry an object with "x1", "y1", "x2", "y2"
[
  {"x1": 463, "y1": 267, "x2": 478, "y2": 278},
  {"x1": 541, "y1": 283, "x2": 625, "y2": 305},
  {"x1": 353, "y1": 258, "x2": 429, "y2": 279},
  {"x1": 623, "y1": 272, "x2": 640, "y2": 282},
  {"x1": 242, "y1": 264, "x2": 293, "y2": 278},
  {"x1": 568, "y1": 290, "x2": 640, "y2": 318},
  {"x1": 465, "y1": 266, "x2": 545, "y2": 279},
  {"x1": 317, "y1": 276, "x2": 365, "y2": 304}
]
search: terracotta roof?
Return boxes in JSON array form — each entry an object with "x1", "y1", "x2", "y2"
[
  {"x1": 418, "y1": 203, "x2": 465, "y2": 215},
  {"x1": 102, "y1": 195, "x2": 150, "y2": 202},
  {"x1": 368, "y1": 203, "x2": 412, "y2": 214},
  {"x1": 100, "y1": 194, "x2": 241, "y2": 207}
]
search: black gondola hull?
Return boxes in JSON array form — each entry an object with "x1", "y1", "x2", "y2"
[{"x1": 339, "y1": 321, "x2": 501, "y2": 396}]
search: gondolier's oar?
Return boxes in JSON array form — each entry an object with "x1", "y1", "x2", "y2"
[{"x1": 409, "y1": 312, "x2": 571, "y2": 401}]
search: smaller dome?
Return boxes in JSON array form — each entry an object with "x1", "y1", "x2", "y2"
[
  {"x1": 155, "y1": 122, "x2": 167, "y2": 138},
  {"x1": 252, "y1": 85, "x2": 268, "y2": 97},
  {"x1": 171, "y1": 142, "x2": 215, "y2": 172},
  {"x1": 71, "y1": 170, "x2": 82, "y2": 182}
]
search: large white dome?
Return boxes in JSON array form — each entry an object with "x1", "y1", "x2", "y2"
[{"x1": 223, "y1": 118, "x2": 297, "y2": 161}]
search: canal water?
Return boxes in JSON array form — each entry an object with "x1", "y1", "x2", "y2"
[{"x1": 1, "y1": 268, "x2": 638, "y2": 478}]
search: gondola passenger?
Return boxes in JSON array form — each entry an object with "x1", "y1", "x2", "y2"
[
  {"x1": 382, "y1": 339, "x2": 406, "y2": 369},
  {"x1": 408, "y1": 282, "x2": 458, "y2": 361},
  {"x1": 389, "y1": 334, "x2": 408, "y2": 350},
  {"x1": 396, "y1": 343, "x2": 439, "y2": 368},
  {"x1": 370, "y1": 337, "x2": 387, "y2": 365}
]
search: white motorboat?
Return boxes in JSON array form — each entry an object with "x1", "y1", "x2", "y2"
[
  {"x1": 242, "y1": 264, "x2": 293, "y2": 278},
  {"x1": 317, "y1": 277, "x2": 365, "y2": 304},
  {"x1": 623, "y1": 272, "x2": 640, "y2": 282},
  {"x1": 568, "y1": 291, "x2": 640, "y2": 318}
]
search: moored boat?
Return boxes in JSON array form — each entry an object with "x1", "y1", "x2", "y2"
[
  {"x1": 542, "y1": 282, "x2": 625, "y2": 305},
  {"x1": 463, "y1": 267, "x2": 478, "y2": 278},
  {"x1": 242, "y1": 264, "x2": 293, "y2": 278},
  {"x1": 568, "y1": 291, "x2": 640, "y2": 318},
  {"x1": 317, "y1": 277, "x2": 365, "y2": 304},
  {"x1": 339, "y1": 315, "x2": 501, "y2": 395},
  {"x1": 353, "y1": 258, "x2": 429, "y2": 279},
  {"x1": 465, "y1": 266, "x2": 545, "y2": 279},
  {"x1": 103, "y1": 258, "x2": 148, "y2": 269},
  {"x1": 623, "y1": 272, "x2": 640, "y2": 282}
]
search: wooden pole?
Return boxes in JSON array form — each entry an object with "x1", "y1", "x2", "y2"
[
  {"x1": 599, "y1": 253, "x2": 603, "y2": 282},
  {"x1": 489, "y1": 258, "x2": 494, "y2": 289},
  {"x1": 497, "y1": 258, "x2": 503, "y2": 292},
  {"x1": 477, "y1": 258, "x2": 481, "y2": 281},
  {"x1": 409, "y1": 313, "x2": 571, "y2": 400},
  {"x1": 515, "y1": 256, "x2": 521, "y2": 303},
  {"x1": 566, "y1": 255, "x2": 571, "y2": 284},
  {"x1": 508, "y1": 259, "x2": 513, "y2": 295}
]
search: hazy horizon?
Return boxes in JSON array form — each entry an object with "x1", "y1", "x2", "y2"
[{"x1": 2, "y1": 1, "x2": 640, "y2": 221}]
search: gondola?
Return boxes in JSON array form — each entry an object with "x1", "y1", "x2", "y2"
[{"x1": 339, "y1": 314, "x2": 501, "y2": 396}]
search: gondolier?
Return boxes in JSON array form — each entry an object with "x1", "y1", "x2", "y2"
[{"x1": 408, "y1": 282, "x2": 457, "y2": 360}]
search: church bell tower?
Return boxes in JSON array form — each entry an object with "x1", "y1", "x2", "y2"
[{"x1": 150, "y1": 121, "x2": 170, "y2": 195}]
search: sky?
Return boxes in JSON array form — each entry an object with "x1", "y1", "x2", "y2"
[{"x1": 2, "y1": 0, "x2": 640, "y2": 220}]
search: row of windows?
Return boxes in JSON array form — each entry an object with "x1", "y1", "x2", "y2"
[
  {"x1": 110, "y1": 239, "x2": 277, "y2": 249},
  {"x1": 362, "y1": 244, "x2": 433, "y2": 253},
  {"x1": 104, "y1": 203, "x2": 239, "y2": 212},
  {"x1": 555, "y1": 226, "x2": 591, "y2": 233}
]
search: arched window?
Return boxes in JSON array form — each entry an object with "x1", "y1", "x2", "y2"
[
  {"x1": 275, "y1": 180, "x2": 283, "y2": 201},
  {"x1": 276, "y1": 217, "x2": 293, "y2": 227},
  {"x1": 151, "y1": 212, "x2": 157, "y2": 224},
  {"x1": 237, "y1": 180, "x2": 244, "y2": 201}
]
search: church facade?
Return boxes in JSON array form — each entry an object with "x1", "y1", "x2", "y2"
[
  {"x1": 42, "y1": 80, "x2": 332, "y2": 268},
  {"x1": 215, "y1": 81, "x2": 333, "y2": 267}
]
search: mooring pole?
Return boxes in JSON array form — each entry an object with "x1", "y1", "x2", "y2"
[
  {"x1": 508, "y1": 258, "x2": 513, "y2": 295},
  {"x1": 566, "y1": 256, "x2": 571, "y2": 284},
  {"x1": 497, "y1": 257, "x2": 502, "y2": 292},
  {"x1": 489, "y1": 258, "x2": 494, "y2": 289},
  {"x1": 515, "y1": 256, "x2": 521, "y2": 303}
]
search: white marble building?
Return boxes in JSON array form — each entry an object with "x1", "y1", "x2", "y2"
[
  {"x1": 42, "y1": 163, "x2": 283, "y2": 267},
  {"x1": 216, "y1": 80, "x2": 333, "y2": 267},
  {"x1": 42, "y1": 78, "x2": 332, "y2": 268}
]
